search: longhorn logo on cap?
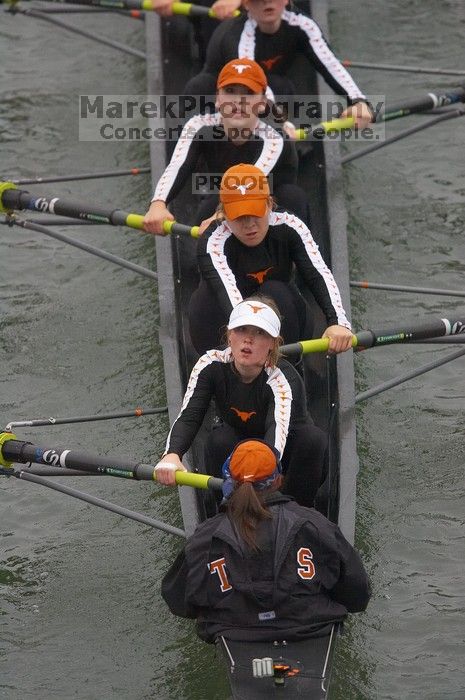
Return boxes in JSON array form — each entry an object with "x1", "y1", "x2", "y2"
[
  {"x1": 232, "y1": 180, "x2": 254, "y2": 195},
  {"x1": 232, "y1": 63, "x2": 251, "y2": 74},
  {"x1": 247, "y1": 303, "x2": 265, "y2": 314}
]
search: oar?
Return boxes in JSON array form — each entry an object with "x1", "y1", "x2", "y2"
[
  {"x1": 376, "y1": 86, "x2": 465, "y2": 121},
  {"x1": 351, "y1": 280, "x2": 465, "y2": 299},
  {"x1": 294, "y1": 86, "x2": 465, "y2": 139},
  {"x1": 281, "y1": 317, "x2": 465, "y2": 357},
  {"x1": 295, "y1": 116, "x2": 355, "y2": 140},
  {"x1": 0, "y1": 433, "x2": 223, "y2": 491},
  {"x1": 341, "y1": 59, "x2": 465, "y2": 78},
  {"x1": 0, "y1": 466, "x2": 186, "y2": 537},
  {"x1": 5, "y1": 406, "x2": 168, "y2": 431},
  {"x1": 0, "y1": 182, "x2": 199, "y2": 237},
  {"x1": 12, "y1": 166, "x2": 150, "y2": 186},
  {"x1": 2, "y1": 0, "x2": 239, "y2": 17},
  {"x1": 171, "y1": 2, "x2": 240, "y2": 17}
]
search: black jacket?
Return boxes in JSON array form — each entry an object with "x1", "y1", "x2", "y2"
[
  {"x1": 202, "y1": 10, "x2": 367, "y2": 103},
  {"x1": 162, "y1": 494, "x2": 370, "y2": 643},
  {"x1": 164, "y1": 350, "x2": 307, "y2": 460},
  {"x1": 198, "y1": 209, "x2": 351, "y2": 329}
]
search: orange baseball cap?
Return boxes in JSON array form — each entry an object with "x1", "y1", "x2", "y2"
[
  {"x1": 217, "y1": 58, "x2": 267, "y2": 95},
  {"x1": 229, "y1": 440, "x2": 278, "y2": 482},
  {"x1": 220, "y1": 164, "x2": 270, "y2": 220}
]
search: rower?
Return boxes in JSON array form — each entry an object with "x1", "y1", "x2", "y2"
[
  {"x1": 188, "y1": 163, "x2": 353, "y2": 354},
  {"x1": 183, "y1": 0, "x2": 374, "y2": 134},
  {"x1": 161, "y1": 439, "x2": 371, "y2": 643},
  {"x1": 154, "y1": 297, "x2": 327, "y2": 509},
  {"x1": 143, "y1": 58, "x2": 310, "y2": 234}
]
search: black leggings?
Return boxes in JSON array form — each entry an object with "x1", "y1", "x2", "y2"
[
  {"x1": 188, "y1": 279, "x2": 311, "y2": 355},
  {"x1": 205, "y1": 420, "x2": 326, "y2": 508}
]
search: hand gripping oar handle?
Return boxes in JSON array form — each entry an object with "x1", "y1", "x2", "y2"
[
  {"x1": 0, "y1": 0, "x2": 239, "y2": 16},
  {"x1": 295, "y1": 116, "x2": 356, "y2": 141},
  {"x1": 172, "y1": 2, "x2": 240, "y2": 17},
  {"x1": 281, "y1": 317, "x2": 465, "y2": 357},
  {"x1": 162, "y1": 219, "x2": 200, "y2": 238},
  {"x1": 0, "y1": 182, "x2": 198, "y2": 237},
  {"x1": 0, "y1": 435, "x2": 223, "y2": 490}
]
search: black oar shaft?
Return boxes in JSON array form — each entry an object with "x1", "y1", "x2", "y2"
[
  {"x1": 379, "y1": 87, "x2": 465, "y2": 121},
  {"x1": 2, "y1": 438, "x2": 146, "y2": 479},
  {"x1": 356, "y1": 317, "x2": 465, "y2": 349},
  {"x1": 2, "y1": 187, "x2": 133, "y2": 226}
]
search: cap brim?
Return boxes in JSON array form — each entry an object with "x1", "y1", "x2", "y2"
[
  {"x1": 228, "y1": 313, "x2": 279, "y2": 338},
  {"x1": 217, "y1": 78, "x2": 265, "y2": 94},
  {"x1": 223, "y1": 197, "x2": 268, "y2": 221}
]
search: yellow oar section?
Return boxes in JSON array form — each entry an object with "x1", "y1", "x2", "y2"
[
  {"x1": 295, "y1": 116, "x2": 356, "y2": 140},
  {"x1": 171, "y1": 1, "x2": 240, "y2": 17},
  {"x1": 281, "y1": 335, "x2": 358, "y2": 357}
]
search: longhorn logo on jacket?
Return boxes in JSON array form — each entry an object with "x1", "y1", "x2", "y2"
[
  {"x1": 230, "y1": 407, "x2": 257, "y2": 422},
  {"x1": 247, "y1": 266, "x2": 273, "y2": 284},
  {"x1": 260, "y1": 55, "x2": 283, "y2": 71}
]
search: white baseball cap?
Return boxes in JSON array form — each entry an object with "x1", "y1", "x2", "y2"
[{"x1": 227, "y1": 300, "x2": 281, "y2": 338}]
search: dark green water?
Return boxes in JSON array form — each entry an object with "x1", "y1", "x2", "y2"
[{"x1": 1, "y1": 2, "x2": 464, "y2": 699}]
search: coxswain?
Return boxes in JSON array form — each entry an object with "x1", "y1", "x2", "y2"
[
  {"x1": 143, "y1": 58, "x2": 310, "y2": 234},
  {"x1": 154, "y1": 297, "x2": 327, "y2": 509},
  {"x1": 188, "y1": 163, "x2": 353, "y2": 354},
  {"x1": 161, "y1": 439, "x2": 371, "y2": 643}
]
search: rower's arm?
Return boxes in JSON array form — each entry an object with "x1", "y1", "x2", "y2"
[
  {"x1": 151, "y1": 117, "x2": 204, "y2": 204},
  {"x1": 164, "y1": 357, "x2": 215, "y2": 458},
  {"x1": 198, "y1": 229, "x2": 243, "y2": 316},
  {"x1": 288, "y1": 221, "x2": 351, "y2": 329},
  {"x1": 296, "y1": 13, "x2": 368, "y2": 106}
]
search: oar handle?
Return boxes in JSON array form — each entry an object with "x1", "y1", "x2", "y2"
[
  {"x1": 172, "y1": 470, "x2": 223, "y2": 491},
  {"x1": 162, "y1": 219, "x2": 200, "y2": 238},
  {"x1": 295, "y1": 116, "x2": 356, "y2": 140},
  {"x1": 171, "y1": 2, "x2": 239, "y2": 17},
  {"x1": 281, "y1": 336, "x2": 357, "y2": 357}
]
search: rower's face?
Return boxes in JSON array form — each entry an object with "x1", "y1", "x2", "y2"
[
  {"x1": 243, "y1": 0, "x2": 288, "y2": 31},
  {"x1": 216, "y1": 86, "x2": 265, "y2": 135},
  {"x1": 226, "y1": 207, "x2": 270, "y2": 247},
  {"x1": 228, "y1": 326, "x2": 274, "y2": 369}
]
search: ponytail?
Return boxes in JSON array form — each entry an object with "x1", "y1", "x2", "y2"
[{"x1": 227, "y1": 476, "x2": 282, "y2": 550}]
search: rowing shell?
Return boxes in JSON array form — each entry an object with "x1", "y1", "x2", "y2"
[{"x1": 145, "y1": 0, "x2": 358, "y2": 696}]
